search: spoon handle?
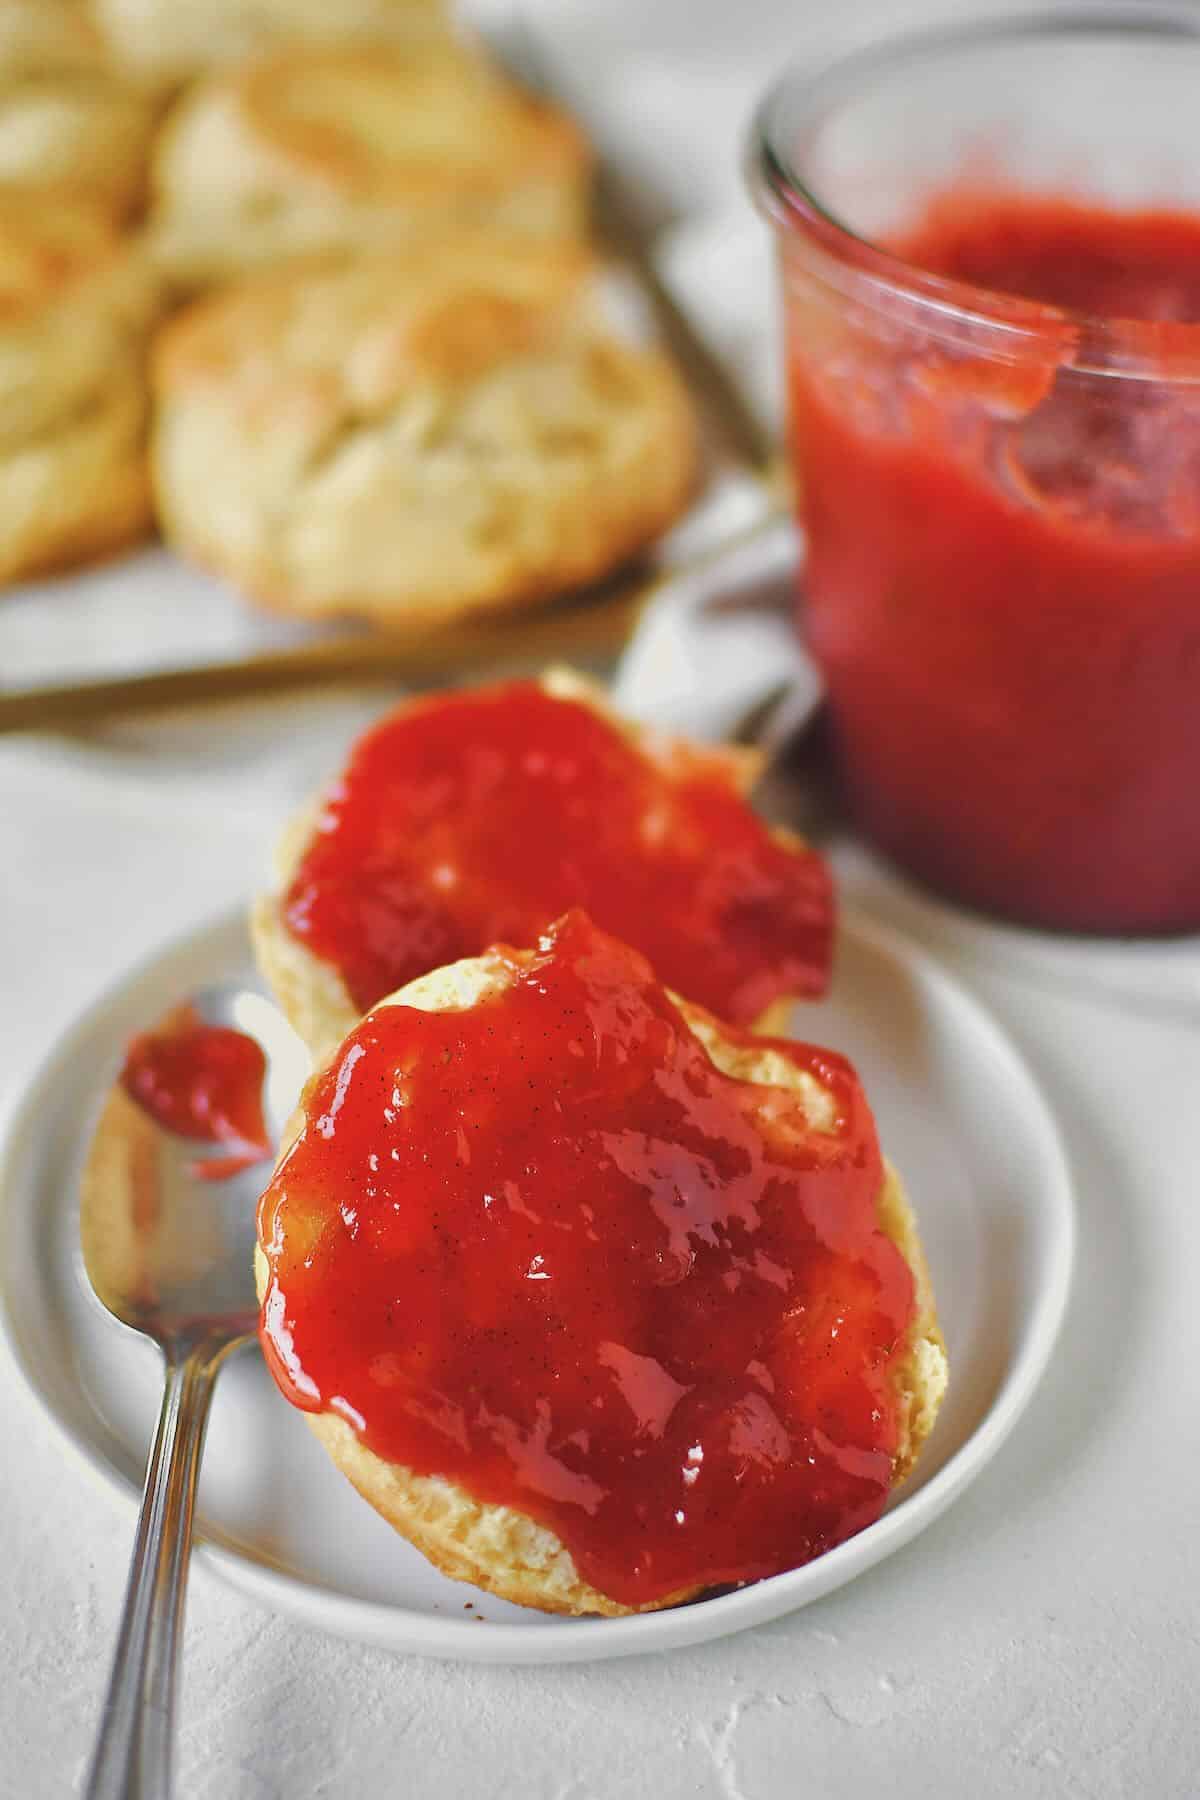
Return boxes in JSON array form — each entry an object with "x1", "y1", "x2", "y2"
[{"x1": 84, "y1": 1347, "x2": 221, "y2": 1800}]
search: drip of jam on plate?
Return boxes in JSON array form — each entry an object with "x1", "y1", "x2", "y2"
[
  {"x1": 280, "y1": 680, "x2": 833, "y2": 1027},
  {"x1": 258, "y1": 910, "x2": 915, "y2": 1608},
  {"x1": 120, "y1": 1003, "x2": 271, "y2": 1182}
]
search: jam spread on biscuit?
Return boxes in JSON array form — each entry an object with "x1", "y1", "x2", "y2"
[
  {"x1": 280, "y1": 681, "x2": 833, "y2": 1027},
  {"x1": 258, "y1": 911, "x2": 915, "y2": 1607},
  {"x1": 121, "y1": 1005, "x2": 271, "y2": 1182}
]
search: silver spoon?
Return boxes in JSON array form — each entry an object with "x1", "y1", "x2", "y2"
[{"x1": 79, "y1": 984, "x2": 309, "y2": 1800}]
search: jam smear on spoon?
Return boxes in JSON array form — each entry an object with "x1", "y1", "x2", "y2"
[{"x1": 121, "y1": 1004, "x2": 271, "y2": 1182}]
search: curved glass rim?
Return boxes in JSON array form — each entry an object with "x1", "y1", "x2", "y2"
[{"x1": 750, "y1": 2, "x2": 1200, "y2": 376}]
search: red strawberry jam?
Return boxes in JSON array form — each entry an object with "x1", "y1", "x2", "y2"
[
  {"x1": 280, "y1": 680, "x2": 833, "y2": 1028},
  {"x1": 120, "y1": 1004, "x2": 271, "y2": 1182},
  {"x1": 790, "y1": 190, "x2": 1200, "y2": 930},
  {"x1": 257, "y1": 911, "x2": 916, "y2": 1608}
]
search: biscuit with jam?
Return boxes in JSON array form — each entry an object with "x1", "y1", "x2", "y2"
[
  {"x1": 255, "y1": 910, "x2": 947, "y2": 1616},
  {"x1": 251, "y1": 670, "x2": 834, "y2": 1061}
]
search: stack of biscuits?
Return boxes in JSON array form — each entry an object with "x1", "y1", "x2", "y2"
[{"x1": 1, "y1": 0, "x2": 697, "y2": 618}]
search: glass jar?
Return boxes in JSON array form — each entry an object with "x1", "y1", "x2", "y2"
[{"x1": 752, "y1": 5, "x2": 1200, "y2": 933}]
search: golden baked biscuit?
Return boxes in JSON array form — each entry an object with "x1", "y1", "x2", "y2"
[
  {"x1": 146, "y1": 43, "x2": 590, "y2": 286},
  {"x1": 255, "y1": 916, "x2": 948, "y2": 1616},
  {"x1": 95, "y1": 0, "x2": 447, "y2": 90},
  {"x1": 250, "y1": 669, "x2": 829, "y2": 1065},
  {"x1": 152, "y1": 245, "x2": 695, "y2": 623},
  {"x1": 0, "y1": 0, "x2": 156, "y2": 220},
  {"x1": 0, "y1": 191, "x2": 158, "y2": 583}
]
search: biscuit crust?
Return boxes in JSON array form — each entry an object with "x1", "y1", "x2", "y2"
[
  {"x1": 152, "y1": 245, "x2": 694, "y2": 622},
  {"x1": 254, "y1": 952, "x2": 947, "y2": 1616},
  {"x1": 146, "y1": 43, "x2": 590, "y2": 285}
]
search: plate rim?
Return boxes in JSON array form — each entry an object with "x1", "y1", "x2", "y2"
[{"x1": 0, "y1": 903, "x2": 1075, "y2": 1664}]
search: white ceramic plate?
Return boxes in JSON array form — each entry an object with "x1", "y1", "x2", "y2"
[{"x1": 0, "y1": 907, "x2": 1073, "y2": 1664}]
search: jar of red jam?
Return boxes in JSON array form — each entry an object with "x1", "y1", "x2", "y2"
[{"x1": 752, "y1": 7, "x2": 1200, "y2": 934}]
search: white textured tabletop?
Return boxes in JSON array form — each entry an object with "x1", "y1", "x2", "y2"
[{"x1": 4, "y1": 4, "x2": 1200, "y2": 1796}]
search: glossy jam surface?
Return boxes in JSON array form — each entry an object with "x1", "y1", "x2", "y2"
[
  {"x1": 897, "y1": 190, "x2": 1200, "y2": 321},
  {"x1": 281, "y1": 681, "x2": 833, "y2": 1026},
  {"x1": 788, "y1": 190, "x2": 1200, "y2": 931},
  {"x1": 120, "y1": 1005, "x2": 271, "y2": 1182},
  {"x1": 258, "y1": 911, "x2": 914, "y2": 1608}
]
